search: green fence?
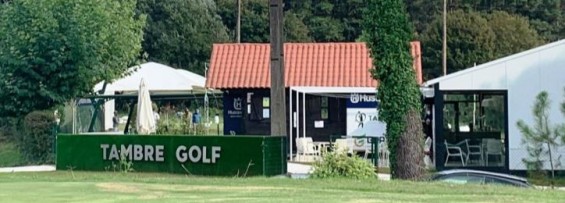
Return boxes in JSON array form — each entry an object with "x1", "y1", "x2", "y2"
[{"x1": 56, "y1": 134, "x2": 287, "y2": 176}]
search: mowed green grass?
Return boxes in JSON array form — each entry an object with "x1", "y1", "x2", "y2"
[{"x1": 0, "y1": 171, "x2": 563, "y2": 203}]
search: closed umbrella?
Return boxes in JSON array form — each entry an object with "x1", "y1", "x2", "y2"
[{"x1": 136, "y1": 78, "x2": 156, "y2": 134}]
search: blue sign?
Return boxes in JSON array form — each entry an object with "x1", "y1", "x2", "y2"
[
  {"x1": 223, "y1": 94, "x2": 244, "y2": 135},
  {"x1": 346, "y1": 93, "x2": 379, "y2": 108}
]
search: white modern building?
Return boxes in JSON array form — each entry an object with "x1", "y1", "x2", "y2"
[{"x1": 422, "y1": 40, "x2": 565, "y2": 172}]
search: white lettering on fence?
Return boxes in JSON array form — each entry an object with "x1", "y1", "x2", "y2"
[
  {"x1": 99, "y1": 144, "x2": 220, "y2": 164},
  {"x1": 100, "y1": 144, "x2": 165, "y2": 162}
]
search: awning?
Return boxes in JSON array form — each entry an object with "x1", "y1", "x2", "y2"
[{"x1": 290, "y1": 86, "x2": 376, "y2": 94}]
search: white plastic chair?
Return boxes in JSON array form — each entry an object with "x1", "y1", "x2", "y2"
[
  {"x1": 444, "y1": 140, "x2": 467, "y2": 166},
  {"x1": 295, "y1": 137, "x2": 320, "y2": 162},
  {"x1": 485, "y1": 139, "x2": 504, "y2": 166},
  {"x1": 464, "y1": 139, "x2": 484, "y2": 165},
  {"x1": 334, "y1": 138, "x2": 353, "y2": 155},
  {"x1": 378, "y1": 141, "x2": 390, "y2": 168}
]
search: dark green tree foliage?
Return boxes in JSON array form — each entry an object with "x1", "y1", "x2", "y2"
[
  {"x1": 21, "y1": 111, "x2": 56, "y2": 164},
  {"x1": 215, "y1": 0, "x2": 311, "y2": 43},
  {"x1": 287, "y1": 0, "x2": 365, "y2": 42},
  {"x1": 407, "y1": 0, "x2": 565, "y2": 42},
  {"x1": 421, "y1": 10, "x2": 495, "y2": 79},
  {"x1": 363, "y1": 0, "x2": 424, "y2": 179},
  {"x1": 421, "y1": 10, "x2": 543, "y2": 79},
  {"x1": 284, "y1": 12, "x2": 312, "y2": 42},
  {"x1": 138, "y1": 0, "x2": 229, "y2": 75},
  {"x1": 486, "y1": 11, "x2": 544, "y2": 58},
  {"x1": 405, "y1": 0, "x2": 440, "y2": 36},
  {"x1": 0, "y1": 0, "x2": 145, "y2": 117}
]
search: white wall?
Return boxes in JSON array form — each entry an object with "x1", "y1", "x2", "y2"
[{"x1": 436, "y1": 40, "x2": 565, "y2": 170}]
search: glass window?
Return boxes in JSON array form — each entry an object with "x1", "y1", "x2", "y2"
[
  {"x1": 438, "y1": 174, "x2": 485, "y2": 185},
  {"x1": 442, "y1": 92, "x2": 507, "y2": 168},
  {"x1": 262, "y1": 97, "x2": 270, "y2": 118},
  {"x1": 321, "y1": 97, "x2": 329, "y2": 119}
]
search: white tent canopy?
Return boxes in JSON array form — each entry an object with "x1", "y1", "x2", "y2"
[
  {"x1": 94, "y1": 62, "x2": 207, "y2": 94},
  {"x1": 91, "y1": 62, "x2": 217, "y2": 131}
]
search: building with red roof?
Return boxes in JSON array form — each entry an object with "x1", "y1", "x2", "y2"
[{"x1": 206, "y1": 42, "x2": 422, "y2": 154}]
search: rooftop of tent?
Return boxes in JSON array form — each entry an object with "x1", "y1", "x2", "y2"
[
  {"x1": 93, "y1": 62, "x2": 218, "y2": 95},
  {"x1": 422, "y1": 39, "x2": 565, "y2": 90}
]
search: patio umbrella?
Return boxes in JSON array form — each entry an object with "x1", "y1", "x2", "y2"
[{"x1": 136, "y1": 78, "x2": 156, "y2": 134}]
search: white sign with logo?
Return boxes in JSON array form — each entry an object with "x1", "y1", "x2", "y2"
[
  {"x1": 349, "y1": 93, "x2": 377, "y2": 104},
  {"x1": 346, "y1": 93, "x2": 386, "y2": 138}
]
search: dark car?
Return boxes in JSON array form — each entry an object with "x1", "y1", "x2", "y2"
[{"x1": 431, "y1": 169, "x2": 532, "y2": 188}]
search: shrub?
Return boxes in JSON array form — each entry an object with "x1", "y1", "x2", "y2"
[
  {"x1": 0, "y1": 117, "x2": 22, "y2": 142},
  {"x1": 20, "y1": 110, "x2": 56, "y2": 164},
  {"x1": 312, "y1": 148, "x2": 376, "y2": 179}
]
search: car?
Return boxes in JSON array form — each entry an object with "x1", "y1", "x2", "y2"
[{"x1": 431, "y1": 169, "x2": 532, "y2": 188}]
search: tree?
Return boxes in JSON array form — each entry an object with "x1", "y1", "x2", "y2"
[
  {"x1": 485, "y1": 11, "x2": 544, "y2": 59},
  {"x1": 283, "y1": 12, "x2": 312, "y2": 42},
  {"x1": 421, "y1": 10, "x2": 542, "y2": 80},
  {"x1": 0, "y1": 0, "x2": 145, "y2": 117},
  {"x1": 138, "y1": 0, "x2": 229, "y2": 75},
  {"x1": 286, "y1": 0, "x2": 365, "y2": 42},
  {"x1": 215, "y1": 0, "x2": 311, "y2": 43},
  {"x1": 421, "y1": 10, "x2": 495, "y2": 79},
  {"x1": 405, "y1": 0, "x2": 440, "y2": 36},
  {"x1": 363, "y1": 0, "x2": 424, "y2": 179},
  {"x1": 517, "y1": 91, "x2": 564, "y2": 188},
  {"x1": 407, "y1": 0, "x2": 565, "y2": 42}
]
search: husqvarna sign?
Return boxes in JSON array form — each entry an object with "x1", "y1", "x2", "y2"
[
  {"x1": 346, "y1": 93, "x2": 386, "y2": 138},
  {"x1": 349, "y1": 93, "x2": 377, "y2": 104}
]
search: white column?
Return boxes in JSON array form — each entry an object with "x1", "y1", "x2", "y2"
[
  {"x1": 302, "y1": 92, "x2": 306, "y2": 138},
  {"x1": 432, "y1": 105, "x2": 436, "y2": 165},
  {"x1": 296, "y1": 90, "x2": 300, "y2": 138},
  {"x1": 289, "y1": 88, "x2": 293, "y2": 161}
]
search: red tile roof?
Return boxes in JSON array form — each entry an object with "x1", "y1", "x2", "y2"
[{"x1": 206, "y1": 42, "x2": 423, "y2": 89}]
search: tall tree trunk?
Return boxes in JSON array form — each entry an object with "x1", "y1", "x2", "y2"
[
  {"x1": 547, "y1": 142, "x2": 555, "y2": 189},
  {"x1": 395, "y1": 109, "x2": 425, "y2": 180}
]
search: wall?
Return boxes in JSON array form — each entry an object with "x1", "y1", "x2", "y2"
[
  {"x1": 223, "y1": 89, "x2": 347, "y2": 141},
  {"x1": 56, "y1": 134, "x2": 286, "y2": 176},
  {"x1": 435, "y1": 40, "x2": 565, "y2": 170}
]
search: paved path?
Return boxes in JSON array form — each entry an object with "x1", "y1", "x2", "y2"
[
  {"x1": 287, "y1": 162, "x2": 391, "y2": 180},
  {"x1": 0, "y1": 165, "x2": 55, "y2": 173}
]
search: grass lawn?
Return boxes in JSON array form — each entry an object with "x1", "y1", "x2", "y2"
[
  {"x1": 0, "y1": 171, "x2": 563, "y2": 203},
  {"x1": 0, "y1": 142, "x2": 25, "y2": 167}
]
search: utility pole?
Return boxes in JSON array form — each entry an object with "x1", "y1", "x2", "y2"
[
  {"x1": 442, "y1": 0, "x2": 447, "y2": 76},
  {"x1": 269, "y1": 0, "x2": 286, "y2": 137},
  {"x1": 236, "y1": 0, "x2": 241, "y2": 43}
]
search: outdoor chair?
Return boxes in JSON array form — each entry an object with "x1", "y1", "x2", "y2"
[
  {"x1": 444, "y1": 140, "x2": 467, "y2": 166},
  {"x1": 334, "y1": 138, "x2": 353, "y2": 155},
  {"x1": 485, "y1": 139, "x2": 504, "y2": 166},
  {"x1": 464, "y1": 139, "x2": 484, "y2": 165},
  {"x1": 377, "y1": 141, "x2": 390, "y2": 168},
  {"x1": 295, "y1": 137, "x2": 320, "y2": 162}
]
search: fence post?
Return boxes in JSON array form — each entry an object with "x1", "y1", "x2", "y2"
[
  {"x1": 52, "y1": 122, "x2": 59, "y2": 161},
  {"x1": 373, "y1": 137, "x2": 378, "y2": 168}
]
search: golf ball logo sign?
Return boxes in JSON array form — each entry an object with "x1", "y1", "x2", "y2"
[{"x1": 100, "y1": 144, "x2": 221, "y2": 164}]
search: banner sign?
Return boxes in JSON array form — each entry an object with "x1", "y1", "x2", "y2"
[
  {"x1": 223, "y1": 94, "x2": 244, "y2": 135},
  {"x1": 56, "y1": 134, "x2": 286, "y2": 176},
  {"x1": 346, "y1": 93, "x2": 378, "y2": 108},
  {"x1": 346, "y1": 93, "x2": 386, "y2": 137}
]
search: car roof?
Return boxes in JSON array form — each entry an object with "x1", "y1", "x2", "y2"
[{"x1": 435, "y1": 169, "x2": 529, "y2": 183}]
